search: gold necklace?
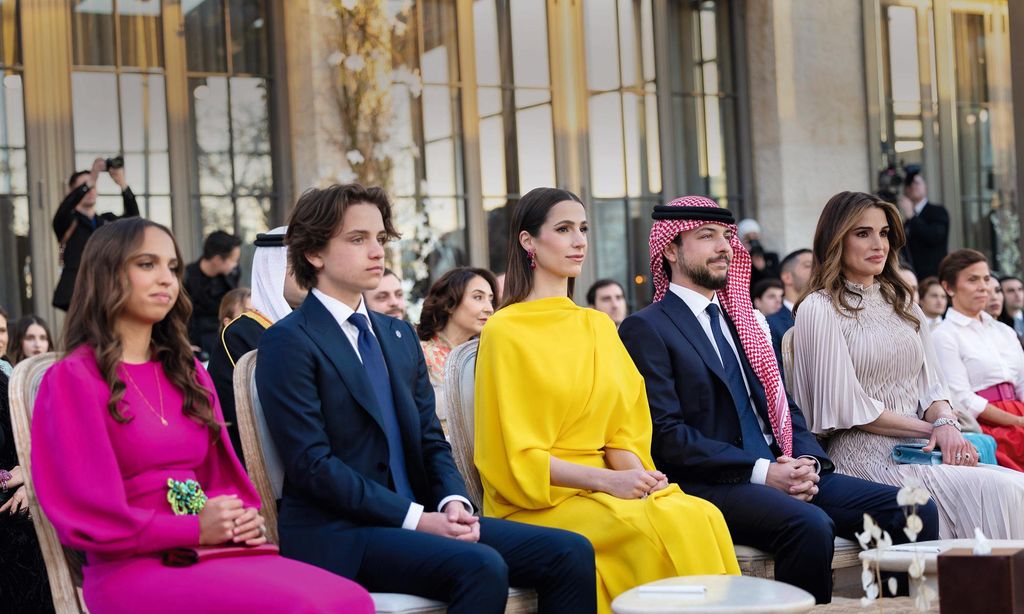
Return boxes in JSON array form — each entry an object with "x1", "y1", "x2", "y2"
[{"x1": 122, "y1": 363, "x2": 168, "y2": 426}]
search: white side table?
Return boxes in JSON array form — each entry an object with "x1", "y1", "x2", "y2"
[{"x1": 611, "y1": 575, "x2": 815, "y2": 614}]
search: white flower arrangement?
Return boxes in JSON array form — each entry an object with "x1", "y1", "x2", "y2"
[{"x1": 857, "y1": 477, "x2": 935, "y2": 612}]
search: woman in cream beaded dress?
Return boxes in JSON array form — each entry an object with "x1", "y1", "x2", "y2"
[{"x1": 790, "y1": 191, "x2": 1024, "y2": 539}]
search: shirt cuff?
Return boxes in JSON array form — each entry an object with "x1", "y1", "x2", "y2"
[
  {"x1": 797, "y1": 455, "x2": 822, "y2": 474},
  {"x1": 401, "y1": 502, "x2": 425, "y2": 531},
  {"x1": 966, "y1": 394, "x2": 989, "y2": 418},
  {"x1": 750, "y1": 458, "x2": 771, "y2": 485},
  {"x1": 437, "y1": 495, "x2": 474, "y2": 514}
]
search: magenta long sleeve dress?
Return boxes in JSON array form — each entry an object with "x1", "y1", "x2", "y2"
[{"x1": 31, "y1": 347, "x2": 374, "y2": 614}]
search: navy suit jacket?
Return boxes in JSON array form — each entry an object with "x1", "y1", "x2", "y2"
[
  {"x1": 619, "y1": 291, "x2": 831, "y2": 487},
  {"x1": 255, "y1": 293, "x2": 467, "y2": 576},
  {"x1": 766, "y1": 304, "x2": 794, "y2": 369}
]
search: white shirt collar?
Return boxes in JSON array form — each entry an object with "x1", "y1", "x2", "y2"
[
  {"x1": 946, "y1": 307, "x2": 992, "y2": 328},
  {"x1": 782, "y1": 298, "x2": 795, "y2": 313},
  {"x1": 669, "y1": 283, "x2": 721, "y2": 318},
  {"x1": 914, "y1": 198, "x2": 929, "y2": 216},
  {"x1": 311, "y1": 287, "x2": 371, "y2": 329}
]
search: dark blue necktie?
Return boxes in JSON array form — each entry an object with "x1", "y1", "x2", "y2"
[
  {"x1": 348, "y1": 312, "x2": 414, "y2": 499},
  {"x1": 705, "y1": 304, "x2": 775, "y2": 459}
]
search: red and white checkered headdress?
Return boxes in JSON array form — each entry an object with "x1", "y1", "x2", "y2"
[{"x1": 649, "y1": 196, "x2": 793, "y2": 456}]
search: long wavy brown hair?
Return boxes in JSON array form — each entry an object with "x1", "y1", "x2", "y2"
[
  {"x1": 62, "y1": 218, "x2": 220, "y2": 438},
  {"x1": 795, "y1": 191, "x2": 919, "y2": 329}
]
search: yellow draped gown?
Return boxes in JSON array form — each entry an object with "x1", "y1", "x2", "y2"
[{"x1": 474, "y1": 297, "x2": 740, "y2": 612}]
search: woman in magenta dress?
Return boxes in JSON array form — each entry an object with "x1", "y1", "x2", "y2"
[{"x1": 31, "y1": 218, "x2": 373, "y2": 614}]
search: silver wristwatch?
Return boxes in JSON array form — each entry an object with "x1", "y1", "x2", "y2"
[{"x1": 933, "y1": 417, "x2": 962, "y2": 432}]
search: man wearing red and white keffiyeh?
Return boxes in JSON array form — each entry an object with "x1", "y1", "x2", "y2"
[{"x1": 619, "y1": 195, "x2": 939, "y2": 605}]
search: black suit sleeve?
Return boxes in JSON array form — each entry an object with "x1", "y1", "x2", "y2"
[
  {"x1": 405, "y1": 320, "x2": 470, "y2": 508},
  {"x1": 619, "y1": 314, "x2": 763, "y2": 484},
  {"x1": 905, "y1": 205, "x2": 949, "y2": 247},
  {"x1": 256, "y1": 323, "x2": 412, "y2": 527},
  {"x1": 53, "y1": 184, "x2": 88, "y2": 238},
  {"x1": 120, "y1": 187, "x2": 141, "y2": 219}
]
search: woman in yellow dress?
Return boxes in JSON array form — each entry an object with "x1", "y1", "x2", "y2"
[{"x1": 474, "y1": 187, "x2": 740, "y2": 612}]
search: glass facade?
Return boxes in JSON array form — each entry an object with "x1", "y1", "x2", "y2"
[
  {"x1": 70, "y1": 0, "x2": 172, "y2": 227},
  {"x1": 871, "y1": 0, "x2": 1017, "y2": 274},
  {"x1": 1, "y1": 0, "x2": 1019, "y2": 321},
  {"x1": 185, "y1": 0, "x2": 274, "y2": 246},
  {"x1": 0, "y1": 0, "x2": 26, "y2": 316}
]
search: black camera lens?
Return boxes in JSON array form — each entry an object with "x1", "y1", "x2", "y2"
[{"x1": 105, "y1": 155, "x2": 124, "y2": 170}]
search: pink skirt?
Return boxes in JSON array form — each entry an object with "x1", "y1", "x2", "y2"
[{"x1": 82, "y1": 551, "x2": 374, "y2": 614}]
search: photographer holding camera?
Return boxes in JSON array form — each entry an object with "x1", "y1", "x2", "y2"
[{"x1": 52, "y1": 156, "x2": 139, "y2": 311}]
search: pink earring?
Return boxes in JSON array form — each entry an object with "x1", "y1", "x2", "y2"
[{"x1": 527, "y1": 249, "x2": 537, "y2": 270}]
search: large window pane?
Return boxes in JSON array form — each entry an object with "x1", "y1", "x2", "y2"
[
  {"x1": 0, "y1": 61, "x2": 27, "y2": 315},
  {"x1": 516, "y1": 105, "x2": 555, "y2": 190},
  {"x1": 185, "y1": 0, "x2": 228, "y2": 73},
  {"x1": 584, "y1": 0, "x2": 620, "y2": 91},
  {"x1": 71, "y1": 0, "x2": 115, "y2": 66},
  {"x1": 588, "y1": 93, "x2": 626, "y2": 198},
  {"x1": 0, "y1": 0, "x2": 20, "y2": 66},
  {"x1": 229, "y1": 0, "x2": 268, "y2": 75},
  {"x1": 119, "y1": 0, "x2": 163, "y2": 68}
]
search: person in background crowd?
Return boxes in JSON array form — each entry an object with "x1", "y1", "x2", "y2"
[
  {"x1": 899, "y1": 165, "x2": 948, "y2": 279},
  {"x1": 6, "y1": 315, "x2": 52, "y2": 366},
  {"x1": 918, "y1": 276, "x2": 948, "y2": 330},
  {"x1": 52, "y1": 157, "x2": 140, "y2": 311},
  {"x1": 790, "y1": 191, "x2": 1024, "y2": 540},
  {"x1": 932, "y1": 249, "x2": 1024, "y2": 472},
  {"x1": 0, "y1": 307, "x2": 8, "y2": 374},
  {"x1": 257, "y1": 184, "x2": 597, "y2": 614},
  {"x1": 898, "y1": 265, "x2": 919, "y2": 302},
  {"x1": 418, "y1": 267, "x2": 497, "y2": 423},
  {"x1": 365, "y1": 268, "x2": 406, "y2": 320},
  {"x1": 586, "y1": 278, "x2": 628, "y2": 327},
  {"x1": 1, "y1": 349, "x2": 54, "y2": 613},
  {"x1": 31, "y1": 217, "x2": 374, "y2": 613},
  {"x1": 985, "y1": 277, "x2": 1008, "y2": 323},
  {"x1": 206, "y1": 228, "x2": 305, "y2": 465},
  {"x1": 184, "y1": 230, "x2": 242, "y2": 358},
  {"x1": 752, "y1": 278, "x2": 784, "y2": 317},
  {"x1": 737, "y1": 218, "x2": 780, "y2": 289},
  {"x1": 619, "y1": 196, "x2": 926, "y2": 604},
  {"x1": 475, "y1": 188, "x2": 739, "y2": 612},
  {"x1": 219, "y1": 287, "x2": 253, "y2": 331},
  {"x1": 766, "y1": 249, "x2": 812, "y2": 368},
  {"x1": 1001, "y1": 276, "x2": 1024, "y2": 339}
]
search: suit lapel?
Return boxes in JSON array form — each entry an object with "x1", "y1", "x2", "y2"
[
  {"x1": 658, "y1": 291, "x2": 729, "y2": 385},
  {"x1": 298, "y1": 295, "x2": 387, "y2": 434}
]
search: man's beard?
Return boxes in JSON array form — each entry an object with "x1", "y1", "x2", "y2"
[{"x1": 682, "y1": 257, "x2": 730, "y2": 291}]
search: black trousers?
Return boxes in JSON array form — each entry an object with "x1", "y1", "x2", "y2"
[
  {"x1": 351, "y1": 517, "x2": 596, "y2": 614},
  {"x1": 685, "y1": 472, "x2": 940, "y2": 604}
]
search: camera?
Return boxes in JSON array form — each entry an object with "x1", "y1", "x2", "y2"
[
  {"x1": 747, "y1": 238, "x2": 765, "y2": 256},
  {"x1": 105, "y1": 155, "x2": 124, "y2": 171}
]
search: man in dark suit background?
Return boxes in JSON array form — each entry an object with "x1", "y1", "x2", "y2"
[
  {"x1": 618, "y1": 196, "x2": 938, "y2": 604},
  {"x1": 900, "y1": 166, "x2": 948, "y2": 279},
  {"x1": 255, "y1": 185, "x2": 595, "y2": 613},
  {"x1": 766, "y1": 248, "x2": 811, "y2": 368}
]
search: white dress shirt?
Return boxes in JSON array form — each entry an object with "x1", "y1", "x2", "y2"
[
  {"x1": 311, "y1": 289, "x2": 472, "y2": 529},
  {"x1": 932, "y1": 307, "x2": 1024, "y2": 418},
  {"x1": 669, "y1": 284, "x2": 777, "y2": 484},
  {"x1": 782, "y1": 298, "x2": 795, "y2": 314}
]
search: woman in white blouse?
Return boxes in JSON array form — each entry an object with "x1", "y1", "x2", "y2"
[
  {"x1": 791, "y1": 192, "x2": 1024, "y2": 539},
  {"x1": 932, "y1": 249, "x2": 1024, "y2": 472}
]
